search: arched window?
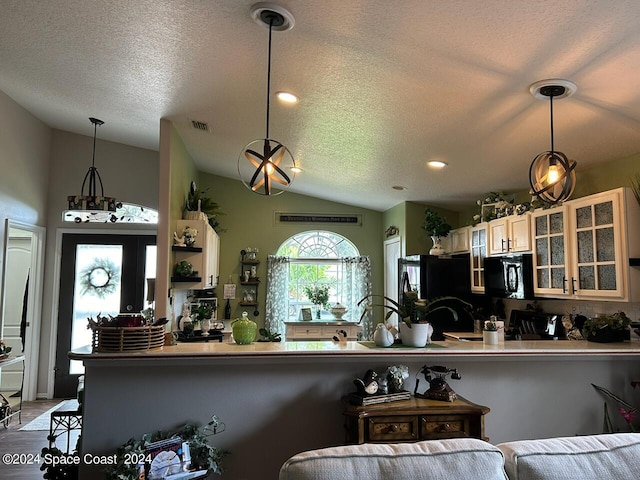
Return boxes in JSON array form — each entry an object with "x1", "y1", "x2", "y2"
[{"x1": 266, "y1": 231, "x2": 371, "y2": 337}]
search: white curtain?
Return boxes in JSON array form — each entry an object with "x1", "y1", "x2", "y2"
[
  {"x1": 343, "y1": 256, "x2": 372, "y2": 340},
  {"x1": 265, "y1": 255, "x2": 290, "y2": 335}
]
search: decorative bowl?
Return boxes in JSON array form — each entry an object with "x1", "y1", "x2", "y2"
[{"x1": 330, "y1": 303, "x2": 348, "y2": 320}]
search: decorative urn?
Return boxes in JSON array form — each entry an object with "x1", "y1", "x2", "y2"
[
  {"x1": 330, "y1": 303, "x2": 348, "y2": 320},
  {"x1": 232, "y1": 311, "x2": 257, "y2": 345}
]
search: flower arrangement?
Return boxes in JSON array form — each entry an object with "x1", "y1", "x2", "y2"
[
  {"x1": 423, "y1": 208, "x2": 452, "y2": 237},
  {"x1": 304, "y1": 285, "x2": 330, "y2": 310},
  {"x1": 471, "y1": 192, "x2": 551, "y2": 225},
  {"x1": 592, "y1": 382, "x2": 640, "y2": 432}
]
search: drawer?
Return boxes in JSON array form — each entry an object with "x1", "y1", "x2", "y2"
[
  {"x1": 286, "y1": 325, "x2": 323, "y2": 339},
  {"x1": 367, "y1": 416, "x2": 418, "y2": 442},
  {"x1": 420, "y1": 415, "x2": 471, "y2": 439}
]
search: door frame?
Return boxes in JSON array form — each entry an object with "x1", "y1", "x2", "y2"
[
  {"x1": 0, "y1": 219, "x2": 46, "y2": 401},
  {"x1": 46, "y1": 227, "x2": 156, "y2": 398}
]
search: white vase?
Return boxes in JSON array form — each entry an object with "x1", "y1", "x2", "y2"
[
  {"x1": 483, "y1": 330, "x2": 499, "y2": 345},
  {"x1": 429, "y1": 235, "x2": 445, "y2": 255},
  {"x1": 399, "y1": 322, "x2": 433, "y2": 347},
  {"x1": 373, "y1": 323, "x2": 395, "y2": 347}
]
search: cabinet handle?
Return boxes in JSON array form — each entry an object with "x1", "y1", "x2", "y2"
[
  {"x1": 507, "y1": 238, "x2": 512, "y2": 251},
  {"x1": 439, "y1": 423, "x2": 453, "y2": 432},
  {"x1": 571, "y1": 278, "x2": 577, "y2": 294},
  {"x1": 385, "y1": 424, "x2": 399, "y2": 433},
  {"x1": 501, "y1": 239, "x2": 506, "y2": 252},
  {"x1": 562, "y1": 276, "x2": 567, "y2": 294}
]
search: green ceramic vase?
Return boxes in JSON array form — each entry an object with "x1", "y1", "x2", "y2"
[{"x1": 232, "y1": 312, "x2": 257, "y2": 345}]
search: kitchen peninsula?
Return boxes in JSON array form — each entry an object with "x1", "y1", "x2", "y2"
[{"x1": 72, "y1": 340, "x2": 640, "y2": 479}]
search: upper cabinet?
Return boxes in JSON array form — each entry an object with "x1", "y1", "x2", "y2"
[
  {"x1": 173, "y1": 219, "x2": 220, "y2": 289},
  {"x1": 470, "y1": 223, "x2": 488, "y2": 293},
  {"x1": 488, "y1": 214, "x2": 532, "y2": 255},
  {"x1": 532, "y1": 188, "x2": 640, "y2": 301},
  {"x1": 446, "y1": 226, "x2": 471, "y2": 253}
]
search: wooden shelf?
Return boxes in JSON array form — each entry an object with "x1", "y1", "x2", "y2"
[
  {"x1": 240, "y1": 281, "x2": 260, "y2": 285},
  {"x1": 172, "y1": 245, "x2": 203, "y2": 253},
  {"x1": 241, "y1": 259, "x2": 260, "y2": 265},
  {"x1": 171, "y1": 276, "x2": 202, "y2": 283}
]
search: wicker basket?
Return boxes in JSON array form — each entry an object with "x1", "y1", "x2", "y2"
[
  {"x1": 183, "y1": 210, "x2": 208, "y2": 222},
  {"x1": 91, "y1": 325, "x2": 165, "y2": 353}
]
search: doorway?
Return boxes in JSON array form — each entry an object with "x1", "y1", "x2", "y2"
[
  {"x1": 0, "y1": 220, "x2": 46, "y2": 402},
  {"x1": 54, "y1": 233, "x2": 156, "y2": 398}
]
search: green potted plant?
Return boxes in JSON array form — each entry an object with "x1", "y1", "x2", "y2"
[
  {"x1": 184, "y1": 181, "x2": 224, "y2": 233},
  {"x1": 483, "y1": 318, "x2": 499, "y2": 345},
  {"x1": 582, "y1": 312, "x2": 631, "y2": 343},
  {"x1": 423, "y1": 208, "x2": 452, "y2": 255}
]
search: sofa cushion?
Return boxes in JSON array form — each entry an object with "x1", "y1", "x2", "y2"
[
  {"x1": 279, "y1": 438, "x2": 507, "y2": 480},
  {"x1": 497, "y1": 433, "x2": 640, "y2": 480}
]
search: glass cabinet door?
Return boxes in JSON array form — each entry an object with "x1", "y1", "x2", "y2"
[
  {"x1": 532, "y1": 206, "x2": 568, "y2": 296},
  {"x1": 569, "y1": 192, "x2": 623, "y2": 298},
  {"x1": 470, "y1": 224, "x2": 487, "y2": 293}
]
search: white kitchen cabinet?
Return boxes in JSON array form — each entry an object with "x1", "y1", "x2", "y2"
[
  {"x1": 173, "y1": 219, "x2": 220, "y2": 289},
  {"x1": 488, "y1": 214, "x2": 532, "y2": 255},
  {"x1": 470, "y1": 223, "x2": 488, "y2": 293},
  {"x1": 446, "y1": 226, "x2": 470, "y2": 253},
  {"x1": 284, "y1": 322, "x2": 362, "y2": 341},
  {"x1": 531, "y1": 187, "x2": 640, "y2": 301}
]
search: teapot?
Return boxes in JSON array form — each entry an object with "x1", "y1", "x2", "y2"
[{"x1": 373, "y1": 323, "x2": 395, "y2": 347}]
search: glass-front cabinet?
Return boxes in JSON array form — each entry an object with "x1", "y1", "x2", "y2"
[
  {"x1": 568, "y1": 191, "x2": 622, "y2": 298},
  {"x1": 532, "y1": 188, "x2": 640, "y2": 301},
  {"x1": 531, "y1": 205, "x2": 569, "y2": 296},
  {"x1": 470, "y1": 223, "x2": 488, "y2": 293}
]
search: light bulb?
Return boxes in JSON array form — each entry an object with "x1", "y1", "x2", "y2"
[{"x1": 547, "y1": 164, "x2": 560, "y2": 184}]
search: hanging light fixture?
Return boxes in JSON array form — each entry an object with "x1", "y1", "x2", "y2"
[
  {"x1": 528, "y1": 79, "x2": 578, "y2": 204},
  {"x1": 237, "y1": 3, "x2": 297, "y2": 196},
  {"x1": 67, "y1": 117, "x2": 118, "y2": 220}
]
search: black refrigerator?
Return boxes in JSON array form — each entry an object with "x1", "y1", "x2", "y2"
[{"x1": 398, "y1": 254, "x2": 474, "y2": 337}]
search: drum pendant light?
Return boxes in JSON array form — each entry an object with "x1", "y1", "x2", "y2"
[
  {"x1": 67, "y1": 117, "x2": 118, "y2": 219},
  {"x1": 528, "y1": 79, "x2": 577, "y2": 204},
  {"x1": 237, "y1": 3, "x2": 297, "y2": 196}
]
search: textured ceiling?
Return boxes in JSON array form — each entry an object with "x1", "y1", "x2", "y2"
[{"x1": 2, "y1": 0, "x2": 640, "y2": 211}]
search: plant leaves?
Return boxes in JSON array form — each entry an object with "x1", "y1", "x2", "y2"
[{"x1": 592, "y1": 383, "x2": 636, "y2": 410}]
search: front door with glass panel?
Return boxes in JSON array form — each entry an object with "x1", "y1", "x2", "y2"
[{"x1": 54, "y1": 234, "x2": 156, "y2": 397}]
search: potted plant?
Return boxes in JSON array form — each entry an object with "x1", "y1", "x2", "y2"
[
  {"x1": 304, "y1": 285, "x2": 330, "y2": 319},
  {"x1": 195, "y1": 303, "x2": 216, "y2": 336},
  {"x1": 423, "y1": 208, "x2": 452, "y2": 255},
  {"x1": 184, "y1": 181, "x2": 224, "y2": 233},
  {"x1": 581, "y1": 312, "x2": 631, "y2": 343},
  {"x1": 357, "y1": 294, "x2": 471, "y2": 347},
  {"x1": 483, "y1": 318, "x2": 499, "y2": 345}
]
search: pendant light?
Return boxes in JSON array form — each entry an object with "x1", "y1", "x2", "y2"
[
  {"x1": 67, "y1": 117, "x2": 117, "y2": 219},
  {"x1": 237, "y1": 3, "x2": 297, "y2": 196},
  {"x1": 528, "y1": 79, "x2": 577, "y2": 204}
]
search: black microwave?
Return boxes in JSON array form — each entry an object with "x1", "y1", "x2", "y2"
[{"x1": 484, "y1": 254, "x2": 534, "y2": 299}]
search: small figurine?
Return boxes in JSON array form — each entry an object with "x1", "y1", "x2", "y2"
[
  {"x1": 332, "y1": 329, "x2": 347, "y2": 343},
  {"x1": 173, "y1": 232, "x2": 186, "y2": 246},
  {"x1": 353, "y1": 369, "x2": 379, "y2": 396}
]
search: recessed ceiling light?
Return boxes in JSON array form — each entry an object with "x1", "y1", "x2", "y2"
[
  {"x1": 392, "y1": 185, "x2": 407, "y2": 191},
  {"x1": 276, "y1": 91, "x2": 299, "y2": 104},
  {"x1": 290, "y1": 165, "x2": 302, "y2": 173},
  {"x1": 427, "y1": 160, "x2": 447, "y2": 169}
]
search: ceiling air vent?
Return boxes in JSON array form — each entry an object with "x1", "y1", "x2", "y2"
[{"x1": 190, "y1": 120, "x2": 210, "y2": 132}]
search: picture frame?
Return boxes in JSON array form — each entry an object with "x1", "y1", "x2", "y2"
[{"x1": 300, "y1": 308, "x2": 312, "y2": 321}]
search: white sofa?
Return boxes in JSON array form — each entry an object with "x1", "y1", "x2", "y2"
[{"x1": 279, "y1": 433, "x2": 640, "y2": 480}]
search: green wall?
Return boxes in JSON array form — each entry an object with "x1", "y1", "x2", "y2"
[
  {"x1": 457, "y1": 152, "x2": 640, "y2": 226},
  {"x1": 193, "y1": 173, "x2": 384, "y2": 324}
]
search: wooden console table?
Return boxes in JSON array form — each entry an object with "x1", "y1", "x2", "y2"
[{"x1": 342, "y1": 395, "x2": 489, "y2": 444}]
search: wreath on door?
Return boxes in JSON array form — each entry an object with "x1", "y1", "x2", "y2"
[{"x1": 79, "y1": 258, "x2": 120, "y2": 298}]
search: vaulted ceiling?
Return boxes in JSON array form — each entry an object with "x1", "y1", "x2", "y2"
[{"x1": 2, "y1": 0, "x2": 640, "y2": 211}]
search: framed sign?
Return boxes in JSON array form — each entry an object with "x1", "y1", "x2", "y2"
[
  {"x1": 223, "y1": 284, "x2": 236, "y2": 300},
  {"x1": 300, "y1": 308, "x2": 312, "y2": 321}
]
